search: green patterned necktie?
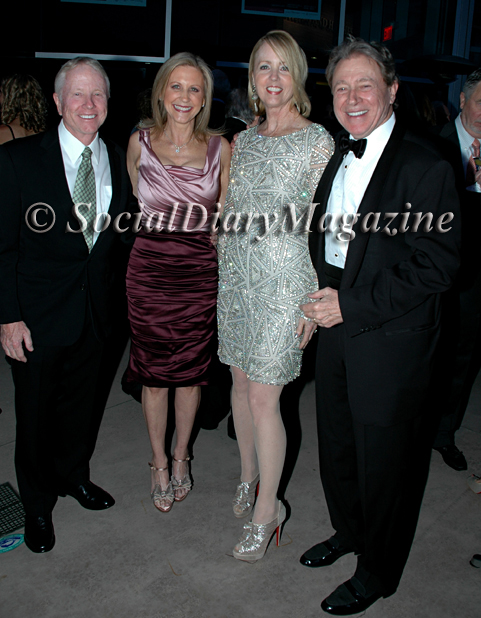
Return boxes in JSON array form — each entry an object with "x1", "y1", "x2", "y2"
[{"x1": 72, "y1": 146, "x2": 96, "y2": 251}]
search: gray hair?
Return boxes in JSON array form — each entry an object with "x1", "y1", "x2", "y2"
[
  {"x1": 325, "y1": 36, "x2": 398, "y2": 89},
  {"x1": 463, "y1": 68, "x2": 481, "y2": 100},
  {"x1": 54, "y1": 57, "x2": 110, "y2": 102}
]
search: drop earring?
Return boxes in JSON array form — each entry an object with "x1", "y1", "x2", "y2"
[{"x1": 251, "y1": 84, "x2": 259, "y2": 114}]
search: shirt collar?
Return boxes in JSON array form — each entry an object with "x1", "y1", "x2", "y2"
[
  {"x1": 349, "y1": 113, "x2": 395, "y2": 162},
  {"x1": 58, "y1": 120, "x2": 101, "y2": 164},
  {"x1": 455, "y1": 112, "x2": 476, "y2": 152}
]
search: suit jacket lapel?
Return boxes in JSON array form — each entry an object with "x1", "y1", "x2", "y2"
[
  {"x1": 40, "y1": 129, "x2": 73, "y2": 207},
  {"x1": 40, "y1": 129, "x2": 123, "y2": 255},
  {"x1": 39, "y1": 128, "x2": 90, "y2": 253},
  {"x1": 341, "y1": 121, "x2": 405, "y2": 288},
  {"x1": 439, "y1": 122, "x2": 466, "y2": 190}
]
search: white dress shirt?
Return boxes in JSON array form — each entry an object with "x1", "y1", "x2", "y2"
[
  {"x1": 58, "y1": 120, "x2": 112, "y2": 244},
  {"x1": 455, "y1": 113, "x2": 481, "y2": 193},
  {"x1": 325, "y1": 113, "x2": 396, "y2": 268}
]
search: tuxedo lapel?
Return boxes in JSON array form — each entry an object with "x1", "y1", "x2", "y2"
[
  {"x1": 309, "y1": 145, "x2": 344, "y2": 268},
  {"x1": 341, "y1": 122, "x2": 405, "y2": 289}
]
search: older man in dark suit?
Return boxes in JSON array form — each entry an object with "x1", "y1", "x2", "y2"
[
  {"x1": 431, "y1": 68, "x2": 481, "y2": 471},
  {"x1": 0, "y1": 57, "x2": 131, "y2": 553},
  {"x1": 299, "y1": 38, "x2": 460, "y2": 615}
]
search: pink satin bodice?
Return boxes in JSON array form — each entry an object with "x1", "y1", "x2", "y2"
[{"x1": 137, "y1": 129, "x2": 222, "y2": 233}]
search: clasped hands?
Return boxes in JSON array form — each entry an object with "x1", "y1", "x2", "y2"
[{"x1": 296, "y1": 287, "x2": 344, "y2": 348}]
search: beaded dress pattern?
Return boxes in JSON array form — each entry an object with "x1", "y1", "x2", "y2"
[{"x1": 217, "y1": 124, "x2": 334, "y2": 385}]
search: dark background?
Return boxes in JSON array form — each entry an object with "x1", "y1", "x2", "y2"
[{"x1": 1, "y1": 0, "x2": 479, "y2": 149}]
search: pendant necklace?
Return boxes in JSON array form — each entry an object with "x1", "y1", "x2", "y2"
[{"x1": 165, "y1": 132, "x2": 194, "y2": 153}]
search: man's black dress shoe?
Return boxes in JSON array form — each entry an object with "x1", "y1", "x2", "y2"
[
  {"x1": 321, "y1": 578, "x2": 382, "y2": 615},
  {"x1": 433, "y1": 445, "x2": 468, "y2": 471},
  {"x1": 61, "y1": 481, "x2": 115, "y2": 510},
  {"x1": 300, "y1": 537, "x2": 354, "y2": 568},
  {"x1": 24, "y1": 514, "x2": 55, "y2": 553}
]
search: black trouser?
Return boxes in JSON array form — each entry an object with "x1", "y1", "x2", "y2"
[
  {"x1": 315, "y1": 325, "x2": 432, "y2": 596},
  {"x1": 433, "y1": 275, "x2": 481, "y2": 447},
  {"x1": 11, "y1": 315, "x2": 103, "y2": 517}
]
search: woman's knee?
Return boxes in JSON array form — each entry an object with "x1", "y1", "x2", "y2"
[
  {"x1": 231, "y1": 366, "x2": 249, "y2": 396},
  {"x1": 247, "y1": 384, "x2": 282, "y2": 423},
  {"x1": 143, "y1": 385, "x2": 167, "y2": 397}
]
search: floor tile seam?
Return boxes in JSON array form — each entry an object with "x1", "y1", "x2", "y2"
[{"x1": 104, "y1": 398, "x2": 135, "y2": 410}]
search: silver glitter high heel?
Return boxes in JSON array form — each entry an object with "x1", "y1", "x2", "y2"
[
  {"x1": 171, "y1": 456, "x2": 192, "y2": 502},
  {"x1": 232, "y1": 473, "x2": 260, "y2": 518},
  {"x1": 149, "y1": 462, "x2": 174, "y2": 513},
  {"x1": 233, "y1": 500, "x2": 286, "y2": 562}
]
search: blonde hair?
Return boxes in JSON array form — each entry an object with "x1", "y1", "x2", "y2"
[
  {"x1": 248, "y1": 30, "x2": 311, "y2": 118},
  {"x1": 147, "y1": 52, "x2": 216, "y2": 142}
]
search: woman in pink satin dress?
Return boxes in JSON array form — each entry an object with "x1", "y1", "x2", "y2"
[{"x1": 124, "y1": 52, "x2": 231, "y2": 513}]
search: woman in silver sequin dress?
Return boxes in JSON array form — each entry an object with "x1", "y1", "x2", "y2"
[{"x1": 217, "y1": 31, "x2": 334, "y2": 561}]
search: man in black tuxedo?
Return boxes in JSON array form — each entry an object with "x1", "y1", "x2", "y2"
[
  {"x1": 299, "y1": 38, "x2": 460, "y2": 615},
  {"x1": 431, "y1": 68, "x2": 481, "y2": 471},
  {"x1": 0, "y1": 57, "x2": 131, "y2": 553}
]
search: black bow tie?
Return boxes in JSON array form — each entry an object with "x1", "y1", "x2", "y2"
[{"x1": 339, "y1": 135, "x2": 367, "y2": 159}]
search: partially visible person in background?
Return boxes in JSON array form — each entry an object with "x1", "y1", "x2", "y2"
[
  {"x1": 432, "y1": 68, "x2": 481, "y2": 471},
  {"x1": 209, "y1": 69, "x2": 230, "y2": 130},
  {"x1": 0, "y1": 74, "x2": 48, "y2": 144},
  {"x1": 419, "y1": 92, "x2": 437, "y2": 127},
  {"x1": 223, "y1": 88, "x2": 255, "y2": 143},
  {"x1": 432, "y1": 100, "x2": 451, "y2": 126},
  {"x1": 130, "y1": 87, "x2": 153, "y2": 134}
]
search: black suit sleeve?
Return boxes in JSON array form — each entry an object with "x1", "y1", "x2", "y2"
[{"x1": 0, "y1": 146, "x2": 23, "y2": 324}]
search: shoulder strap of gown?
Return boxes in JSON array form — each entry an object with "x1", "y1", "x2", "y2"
[
  {"x1": 209, "y1": 134, "x2": 222, "y2": 163},
  {"x1": 5, "y1": 124, "x2": 15, "y2": 139},
  {"x1": 138, "y1": 128, "x2": 151, "y2": 148}
]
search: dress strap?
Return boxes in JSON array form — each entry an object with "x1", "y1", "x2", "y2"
[
  {"x1": 5, "y1": 124, "x2": 15, "y2": 139},
  {"x1": 138, "y1": 128, "x2": 151, "y2": 148},
  {"x1": 207, "y1": 135, "x2": 222, "y2": 165}
]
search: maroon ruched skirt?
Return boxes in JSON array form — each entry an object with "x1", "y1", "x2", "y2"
[{"x1": 124, "y1": 230, "x2": 218, "y2": 388}]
